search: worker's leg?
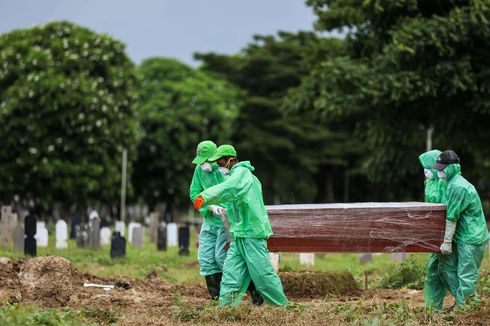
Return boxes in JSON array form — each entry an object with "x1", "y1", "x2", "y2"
[
  {"x1": 438, "y1": 244, "x2": 460, "y2": 305},
  {"x1": 456, "y1": 241, "x2": 486, "y2": 306},
  {"x1": 198, "y1": 223, "x2": 222, "y2": 299},
  {"x1": 219, "y1": 239, "x2": 251, "y2": 306},
  {"x1": 214, "y1": 225, "x2": 228, "y2": 271},
  {"x1": 424, "y1": 253, "x2": 447, "y2": 310},
  {"x1": 241, "y1": 238, "x2": 288, "y2": 306}
]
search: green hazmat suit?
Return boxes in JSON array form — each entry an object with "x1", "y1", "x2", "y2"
[
  {"x1": 200, "y1": 161, "x2": 288, "y2": 306},
  {"x1": 441, "y1": 163, "x2": 488, "y2": 306},
  {"x1": 189, "y1": 164, "x2": 227, "y2": 276},
  {"x1": 420, "y1": 150, "x2": 452, "y2": 310}
]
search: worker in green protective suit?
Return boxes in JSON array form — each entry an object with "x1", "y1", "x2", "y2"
[
  {"x1": 189, "y1": 140, "x2": 228, "y2": 300},
  {"x1": 419, "y1": 149, "x2": 457, "y2": 310},
  {"x1": 194, "y1": 145, "x2": 289, "y2": 307},
  {"x1": 433, "y1": 150, "x2": 489, "y2": 307}
]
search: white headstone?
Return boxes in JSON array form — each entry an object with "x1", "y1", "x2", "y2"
[
  {"x1": 299, "y1": 253, "x2": 315, "y2": 266},
  {"x1": 115, "y1": 221, "x2": 126, "y2": 237},
  {"x1": 128, "y1": 222, "x2": 142, "y2": 243},
  {"x1": 55, "y1": 220, "x2": 68, "y2": 249},
  {"x1": 270, "y1": 253, "x2": 280, "y2": 273},
  {"x1": 132, "y1": 226, "x2": 144, "y2": 248},
  {"x1": 13, "y1": 225, "x2": 24, "y2": 252},
  {"x1": 149, "y1": 212, "x2": 159, "y2": 243},
  {"x1": 166, "y1": 223, "x2": 178, "y2": 247},
  {"x1": 100, "y1": 227, "x2": 111, "y2": 245},
  {"x1": 36, "y1": 222, "x2": 49, "y2": 247},
  {"x1": 390, "y1": 253, "x2": 410, "y2": 262}
]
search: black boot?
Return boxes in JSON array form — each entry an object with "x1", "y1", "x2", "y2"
[
  {"x1": 247, "y1": 281, "x2": 264, "y2": 306},
  {"x1": 205, "y1": 273, "x2": 222, "y2": 300}
]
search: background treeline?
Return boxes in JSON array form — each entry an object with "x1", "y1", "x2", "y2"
[{"x1": 1, "y1": 0, "x2": 489, "y2": 221}]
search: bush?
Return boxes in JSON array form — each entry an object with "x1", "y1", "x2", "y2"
[{"x1": 378, "y1": 257, "x2": 425, "y2": 289}]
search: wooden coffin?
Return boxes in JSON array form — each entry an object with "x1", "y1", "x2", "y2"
[{"x1": 266, "y1": 202, "x2": 446, "y2": 253}]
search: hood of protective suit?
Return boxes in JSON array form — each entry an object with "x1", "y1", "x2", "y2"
[
  {"x1": 231, "y1": 161, "x2": 255, "y2": 172},
  {"x1": 443, "y1": 163, "x2": 461, "y2": 182},
  {"x1": 419, "y1": 150, "x2": 442, "y2": 175}
]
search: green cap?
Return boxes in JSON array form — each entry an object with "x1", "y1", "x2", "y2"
[
  {"x1": 208, "y1": 144, "x2": 237, "y2": 162},
  {"x1": 192, "y1": 140, "x2": 217, "y2": 165}
]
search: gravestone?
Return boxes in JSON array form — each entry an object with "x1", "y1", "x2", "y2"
[
  {"x1": 100, "y1": 227, "x2": 112, "y2": 245},
  {"x1": 178, "y1": 224, "x2": 190, "y2": 256},
  {"x1": 167, "y1": 222, "x2": 178, "y2": 247},
  {"x1": 55, "y1": 220, "x2": 68, "y2": 249},
  {"x1": 24, "y1": 214, "x2": 37, "y2": 256},
  {"x1": 89, "y1": 214, "x2": 101, "y2": 249},
  {"x1": 358, "y1": 253, "x2": 373, "y2": 264},
  {"x1": 299, "y1": 253, "x2": 315, "y2": 266},
  {"x1": 132, "y1": 226, "x2": 144, "y2": 248},
  {"x1": 1, "y1": 205, "x2": 12, "y2": 248},
  {"x1": 115, "y1": 221, "x2": 126, "y2": 237},
  {"x1": 70, "y1": 213, "x2": 80, "y2": 239},
  {"x1": 76, "y1": 224, "x2": 89, "y2": 248},
  {"x1": 110, "y1": 231, "x2": 126, "y2": 258},
  {"x1": 157, "y1": 222, "x2": 167, "y2": 251},
  {"x1": 128, "y1": 222, "x2": 141, "y2": 243},
  {"x1": 36, "y1": 222, "x2": 48, "y2": 247},
  {"x1": 390, "y1": 253, "x2": 410, "y2": 262},
  {"x1": 13, "y1": 225, "x2": 25, "y2": 252},
  {"x1": 149, "y1": 212, "x2": 159, "y2": 243},
  {"x1": 270, "y1": 253, "x2": 280, "y2": 273}
]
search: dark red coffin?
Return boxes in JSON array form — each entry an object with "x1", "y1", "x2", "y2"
[{"x1": 266, "y1": 202, "x2": 446, "y2": 253}]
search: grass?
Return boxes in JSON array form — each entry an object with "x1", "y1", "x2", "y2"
[{"x1": 1, "y1": 227, "x2": 489, "y2": 325}]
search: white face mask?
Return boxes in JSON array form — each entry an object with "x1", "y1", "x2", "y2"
[
  {"x1": 424, "y1": 169, "x2": 434, "y2": 179},
  {"x1": 200, "y1": 162, "x2": 212, "y2": 172},
  {"x1": 219, "y1": 167, "x2": 229, "y2": 175},
  {"x1": 437, "y1": 170, "x2": 446, "y2": 180}
]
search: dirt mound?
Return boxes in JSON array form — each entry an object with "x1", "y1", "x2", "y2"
[
  {"x1": 18, "y1": 256, "x2": 73, "y2": 307},
  {"x1": 279, "y1": 271, "x2": 359, "y2": 298},
  {"x1": 0, "y1": 257, "x2": 21, "y2": 304}
]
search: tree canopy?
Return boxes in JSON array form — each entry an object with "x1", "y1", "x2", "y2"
[{"x1": 0, "y1": 21, "x2": 139, "y2": 211}]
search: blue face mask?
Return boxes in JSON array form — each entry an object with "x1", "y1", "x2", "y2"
[
  {"x1": 424, "y1": 168, "x2": 434, "y2": 179},
  {"x1": 219, "y1": 167, "x2": 229, "y2": 175},
  {"x1": 437, "y1": 170, "x2": 446, "y2": 180}
]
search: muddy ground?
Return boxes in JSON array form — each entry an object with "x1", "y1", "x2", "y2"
[{"x1": 0, "y1": 256, "x2": 489, "y2": 325}]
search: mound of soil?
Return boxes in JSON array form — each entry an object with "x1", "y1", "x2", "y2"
[
  {"x1": 18, "y1": 256, "x2": 73, "y2": 307},
  {"x1": 0, "y1": 257, "x2": 21, "y2": 304},
  {"x1": 280, "y1": 271, "x2": 359, "y2": 298}
]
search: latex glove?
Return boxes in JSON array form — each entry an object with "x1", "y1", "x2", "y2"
[
  {"x1": 440, "y1": 242, "x2": 452, "y2": 255},
  {"x1": 440, "y1": 220, "x2": 457, "y2": 255},
  {"x1": 208, "y1": 205, "x2": 225, "y2": 218},
  {"x1": 194, "y1": 195, "x2": 204, "y2": 209}
]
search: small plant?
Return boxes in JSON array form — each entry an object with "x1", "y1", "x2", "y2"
[{"x1": 378, "y1": 257, "x2": 425, "y2": 289}]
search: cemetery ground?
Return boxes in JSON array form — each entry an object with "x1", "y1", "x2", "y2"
[{"x1": 0, "y1": 230, "x2": 489, "y2": 325}]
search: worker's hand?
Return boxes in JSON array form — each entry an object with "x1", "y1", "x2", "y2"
[
  {"x1": 440, "y1": 241, "x2": 452, "y2": 255},
  {"x1": 208, "y1": 205, "x2": 224, "y2": 217},
  {"x1": 194, "y1": 195, "x2": 205, "y2": 209}
]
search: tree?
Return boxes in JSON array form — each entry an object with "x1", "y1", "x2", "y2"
[
  {"x1": 196, "y1": 31, "x2": 364, "y2": 203},
  {"x1": 0, "y1": 21, "x2": 139, "y2": 213},
  {"x1": 287, "y1": 0, "x2": 490, "y2": 200},
  {"x1": 133, "y1": 57, "x2": 240, "y2": 220}
]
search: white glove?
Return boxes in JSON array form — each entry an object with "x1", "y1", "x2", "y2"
[
  {"x1": 440, "y1": 220, "x2": 457, "y2": 255},
  {"x1": 208, "y1": 205, "x2": 225, "y2": 219},
  {"x1": 440, "y1": 242, "x2": 452, "y2": 254}
]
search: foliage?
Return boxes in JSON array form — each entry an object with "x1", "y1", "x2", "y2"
[
  {"x1": 0, "y1": 21, "x2": 139, "y2": 210},
  {"x1": 378, "y1": 257, "x2": 425, "y2": 289},
  {"x1": 0, "y1": 304, "x2": 92, "y2": 326},
  {"x1": 287, "y1": 0, "x2": 490, "y2": 200},
  {"x1": 196, "y1": 31, "x2": 364, "y2": 203},
  {"x1": 133, "y1": 57, "x2": 240, "y2": 216}
]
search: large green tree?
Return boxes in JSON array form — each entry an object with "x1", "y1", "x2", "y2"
[
  {"x1": 196, "y1": 31, "x2": 364, "y2": 203},
  {"x1": 286, "y1": 0, "x2": 490, "y2": 200},
  {"x1": 0, "y1": 21, "x2": 139, "y2": 212},
  {"x1": 133, "y1": 57, "x2": 240, "y2": 220}
]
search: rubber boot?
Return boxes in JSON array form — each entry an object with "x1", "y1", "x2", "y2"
[
  {"x1": 205, "y1": 272, "x2": 222, "y2": 300},
  {"x1": 247, "y1": 281, "x2": 264, "y2": 306}
]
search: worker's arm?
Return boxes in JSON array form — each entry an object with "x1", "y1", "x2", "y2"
[
  {"x1": 445, "y1": 186, "x2": 469, "y2": 223},
  {"x1": 189, "y1": 166, "x2": 204, "y2": 202},
  {"x1": 197, "y1": 167, "x2": 253, "y2": 207}
]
